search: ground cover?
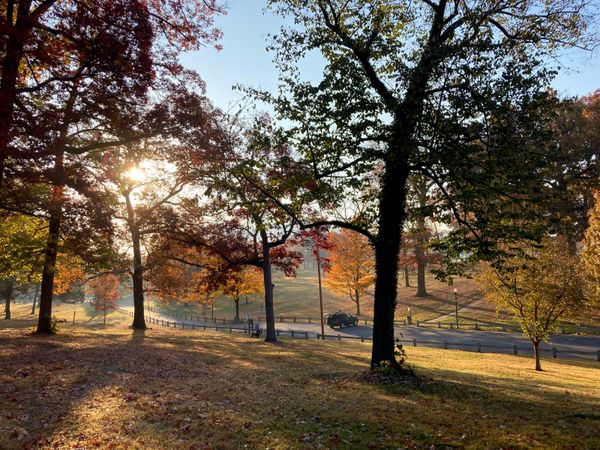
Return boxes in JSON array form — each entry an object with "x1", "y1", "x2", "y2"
[{"x1": 1, "y1": 321, "x2": 599, "y2": 449}]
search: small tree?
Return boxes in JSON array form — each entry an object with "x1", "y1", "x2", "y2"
[
  {"x1": 478, "y1": 237, "x2": 588, "y2": 371},
  {"x1": 220, "y1": 267, "x2": 264, "y2": 322},
  {"x1": 88, "y1": 275, "x2": 121, "y2": 324},
  {"x1": 324, "y1": 229, "x2": 375, "y2": 316}
]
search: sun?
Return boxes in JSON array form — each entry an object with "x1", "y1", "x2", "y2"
[{"x1": 126, "y1": 166, "x2": 145, "y2": 182}]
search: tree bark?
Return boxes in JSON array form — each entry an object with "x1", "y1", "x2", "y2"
[
  {"x1": 414, "y1": 212, "x2": 428, "y2": 297},
  {"x1": 371, "y1": 158, "x2": 409, "y2": 369},
  {"x1": 125, "y1": 191, "x2": 146, "y2": 330},
  {"x1": 355, "y1": 289, "x2": 361, "y2": 316},
  {"x1": 403, "y1": 247, "x2": 410, "y2": 288},
  {"x1": 234, "y1": 297, "x2": 240, "y2": 322},
  {"x1": 260, "y1": 229, "x2": 277, "y2": 343},
  {"x1": 37, "y1": 204, "x2": 61, "y2": 333},
  {"x1": 533, "y1": 340, "x2": 542, "y2": 371},
  {"x1": 415, "y1": 244, "x2": 427, "y2": 297},
  {"x1": 3, "y1": 279, "x2": 14, "y2": 319},
  {"x1": 0, "y1": 0, "x2": 33, "y2": 184}
]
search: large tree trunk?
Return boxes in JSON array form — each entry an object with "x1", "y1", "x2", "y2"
[
  {"x1": 533, "y1": 340, "x2": 542, "y2": 371},
  {"x1": 371, "y1": 160, "x2": 409, "y2": 369},
  {"x1": 0, "y1": 0, "x2": 33, "y2": 184},
  {"x1": 125, "y1": 192, "x2": 146, "y2": 330},
  {"x1": 355, "y1": 290, "x2": 361, "y2": 316},
  {"x1": 37, "y1": 204, "x2": 61, "y2": 333},
  {"x1": 36, "y1": 86, "x2": 76, "y2": 334},
  {"x1": 260, "y1": 230, "x2": 277, "y2": 343},
  {"x1": 3, "y1": 279, "x2": 14, "y2": 319}
]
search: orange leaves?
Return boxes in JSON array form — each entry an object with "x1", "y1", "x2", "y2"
[
  {"x1": 323, "y1": 230, "x2": 375, "y2": 309},
  {"x1": 53, "y1": 255, "x2": 87, "y2": 296},
  {"x1": 88, "y1": 275, "x2": 121, "y2": 312}
]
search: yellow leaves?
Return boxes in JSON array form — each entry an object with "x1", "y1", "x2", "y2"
[{"x1": 582, "y1": 190, "x2": 600, "y2": 303}]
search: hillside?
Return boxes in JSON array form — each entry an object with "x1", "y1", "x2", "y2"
[{"x1": 1, "y1": 321, "x2": 599, "y2": 449}]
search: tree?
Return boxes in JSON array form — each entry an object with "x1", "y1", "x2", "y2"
[
  {"x1": 219, "y1": 267, "x2": 264, "y2": 322},
  {"x1": 324, "y1": 229, "x2": 375, "y2": 316},
  {"x1": 0, "y1": 0, "x2": 225, "y2": 186},
  {"x1": 264, "y1": 0, "x2": 592, "y2": 371},
  {"x1": 172, "y1": 115, "x2": 306, "y2": 342},
  {"x1": 478, "y1": 237, "x2": 589, "y2": 371},
  {"x1": 88, "y1": 275, "x2": 121, "y2": 325},
  {"x1": 582, "y1": 191, "x2": 600, "y2": 301},
  {"x1": 0, "y1": 214, "x2": 46, "y2": 319}
]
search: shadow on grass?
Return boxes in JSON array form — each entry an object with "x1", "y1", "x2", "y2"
[{"x1": 1, "y1": 325, "x2": 599, "y2": 449}]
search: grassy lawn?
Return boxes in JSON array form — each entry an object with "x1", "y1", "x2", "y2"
[
  {"x1": 6, "y1": 301, "x2": 129, "y2": 328},
  {"x1": 1, "y1": 321, "x2": 599, "y2": 449}
]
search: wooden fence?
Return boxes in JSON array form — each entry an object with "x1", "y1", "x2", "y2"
[{"x1": 117, "y1": 308, "x2": 600, "y2": 362}]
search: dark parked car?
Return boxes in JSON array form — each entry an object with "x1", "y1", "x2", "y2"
[{"x1": 325, "y1": 312, "x2": 358, "y2": 328}]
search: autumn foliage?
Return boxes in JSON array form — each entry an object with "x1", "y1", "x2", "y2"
[
  {"x1": 88, "y1": 275, "x2": 121, "y2": 313},
  {"x1": 324, "y1": 230, "x2": 375, "y2": 316}
]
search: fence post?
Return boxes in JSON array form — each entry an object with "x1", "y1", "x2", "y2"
[
  {"x1": 192, "y1": 324, "x2": 196, "y2": 330},
  {"x1": 477, "y1": 343, "x2": 481, "y2": 353},
  {"x1": 308, "y1": 318, "x2": 311, "y2": 324},
  {"x1": 204, "y1": 324, "x2": 206, "y2": 330},
  {"x1": 291, "y1": 330, "x2": 295, "y2": 338},
  {"x1": 513, "y1": 345, "x2": 518, "y2": 355},
  {"x1": 294, "y1": 317, "x2": 296, "y2": 323},
  {"x1": 317, "y1": 333, "x2": 320, "y2": 340},
  {"x1": 361, "y1": 336, "x2": 364, "y2": 342},
  {"x1": 413, "y1": 339, "x2": 417, "y2": 347},
  {"x1": 72, "y1": 311, "x2": 76, "y2": 324},
  {"x1": 338, "y1": 334, "x2": 341, "y2": 341},
  {"x1": 438, "y1": 322, "x2": 441, "y2": 328},
  {"x1": 182, "y1": 323, "x2": 185, "y2": 329},
  {"x1": 305, "y1": 332, "x2": 308, "y2": 339},
  {"x1": 552, "y1": 347, "x2": 557, "y2": 358},
  {"x1": 443, "y1": 340, "x2": 448, "y2": 349}
]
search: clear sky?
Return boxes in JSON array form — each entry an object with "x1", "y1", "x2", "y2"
[{"x1": 181, "y1": 0, "x2": 600, "y2": 110}]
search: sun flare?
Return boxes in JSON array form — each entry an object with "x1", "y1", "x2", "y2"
[{"x1": 126, "y1": 166, "x2": 145, "y2": 182}]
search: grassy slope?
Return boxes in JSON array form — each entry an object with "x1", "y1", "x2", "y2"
[
  {"x1": 1, "y1": 321, "x2": 599, "y2": 449},
  {"x1": 6, "y1": 269, "x2": 598, "y2": 330},
  {"x1": 147, "y1": 269, "x2": 494, "y2": 322}
]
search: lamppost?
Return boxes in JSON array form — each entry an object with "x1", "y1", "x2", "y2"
[{"x1": 454, "y1": 288, "x2": 459, "y2": 329}]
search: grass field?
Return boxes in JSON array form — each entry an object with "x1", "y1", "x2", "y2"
[
  {"x1": 5, "y1": 268, "x2": 599, "y2": 332},
  {"x1": 1, "y1": 320, "x2": 599, "y2": 449}
]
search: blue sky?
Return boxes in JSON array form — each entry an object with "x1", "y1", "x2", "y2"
[{"x1": 181, "y1": 0, "x2": 600, "y2": 110}]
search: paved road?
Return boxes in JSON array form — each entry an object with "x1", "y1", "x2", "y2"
[{"x1": 123, "y1": 306, "x2": 600, "y2": 362}]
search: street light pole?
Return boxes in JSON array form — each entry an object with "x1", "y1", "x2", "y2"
[{"x1": 454, "y1": 288, "x2": 459, "y2": 329}]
